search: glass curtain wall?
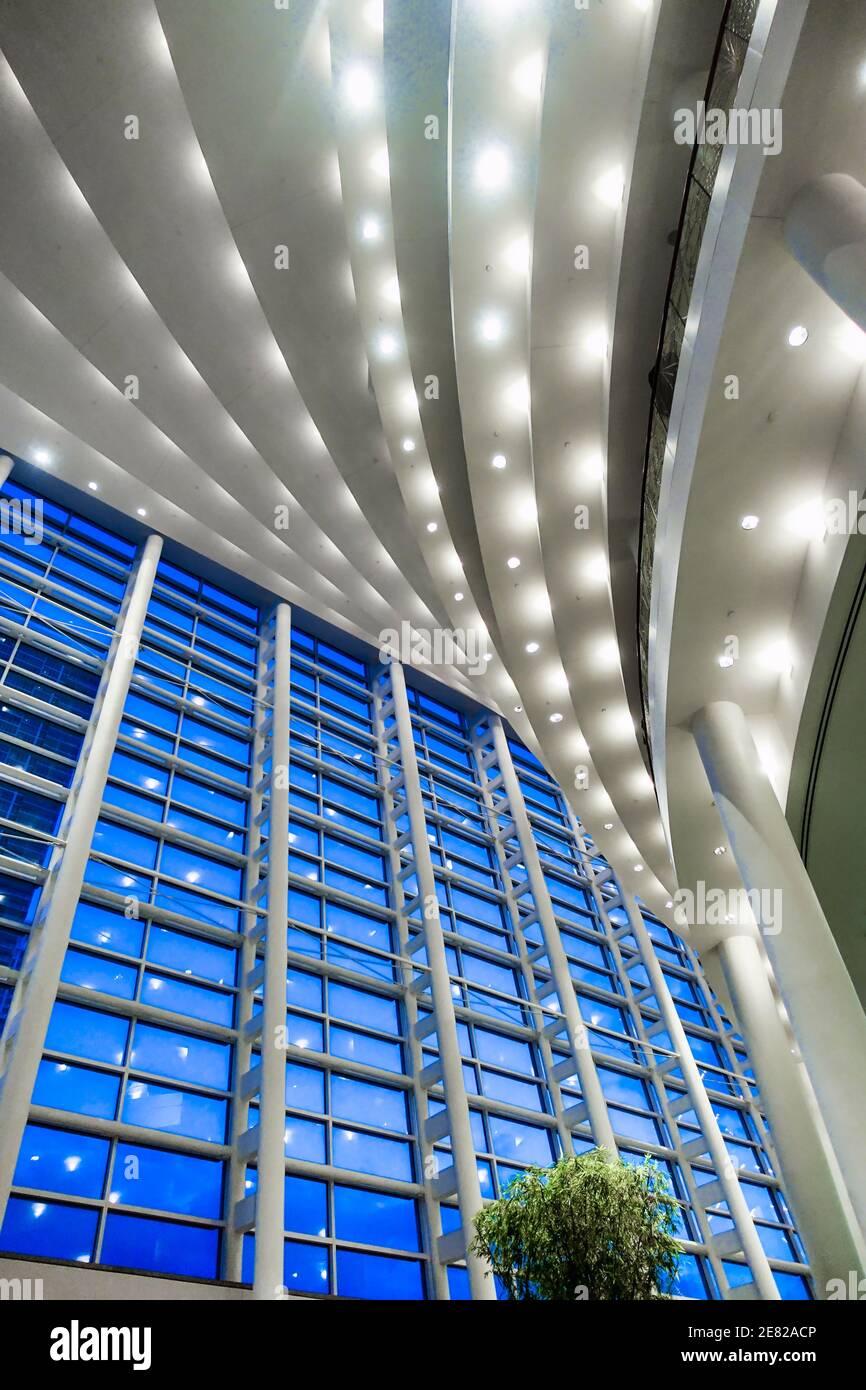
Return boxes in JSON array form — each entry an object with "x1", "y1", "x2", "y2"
[{"x1": 0, "y1": 472, "x2": 811, "y2": 1299}]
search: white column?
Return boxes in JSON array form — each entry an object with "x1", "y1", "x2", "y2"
[
  {"x1": 253, "y1": 602, "x2": 291, "y2": 1300},
  {"x1": 784, "y1": 173, "x2": 866, "y2": 335},
  {"x1": 389, "y1": 661, "x2": 494, "y2": 1300},
  {"x1": 713, "y1": 933, "x2": 866, "y2": 1294},
  {"x1": 692, "y1": 701, "x2": 866, "y2": 1255},
  {"x1": 0, "y1": 456, "x2": 14, "y2": 489},
  {"x1": 489, "y1": 718, "x2": 618, "y2": 1156},
  {"x1": 0, "y1": 533, "x2": 162, "y2": 1226},
  {"x1": 621, "y1": 897, "x2": 779, "y2": 1299}
]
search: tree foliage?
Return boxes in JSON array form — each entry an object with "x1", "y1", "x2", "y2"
[{"x1": 470, "y1": 1149, "x2": 681, "y2": 1300}]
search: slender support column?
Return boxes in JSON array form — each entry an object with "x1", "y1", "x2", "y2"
[
  {"x1": 0, "y1": 533, "x2": 162, "y2": 1227},
  {"x1": 0, "y1": 455, "x2": 14, "y2": 489},
  {"x1": 253, "y1": 602, "x2": 291, "y2": 1300},
  {"x1": 388, "y1": 661, "x2": 494, "y2": 1300},
  {"x1": 621, "y1": 896, "x2": 780, "y2": 1300},
  {"x1": 489, "y1": 718, "x2": 618, "y2": 1156},
  {"x1": 714, "y1": 933, "x2": 866, "y2": 1294},
  {"x1": 784, "y1": 173, "x2": 866, "y2": 335},
  {"x1": 692, "y1": 700, "x2": 866, "y2": 1246},
  {"x1": 223, "y1": 614, "x2": 272, "y2": 1284}
]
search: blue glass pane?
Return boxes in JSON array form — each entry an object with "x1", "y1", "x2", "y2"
[
  {"x1": 33, "y1": 1061, "x2": 119, "y2": 1119},
  {"x1": 101, "y1": 1212, "x2": 218, "y2": 1279},
  {"x1": 160, "y1": 844, "x2": 242, "y2": 900},
  {"x1": 71, "y1": 901, "x2": 144, "y2": 958},
  {"x1": 60, "y1": 948, "x2": 137, "y2": 1000},
  {"x1": 488, "y1": 1116, "x2": 555, "y2": 1166},
  {"x1": 333, "y1": 1127, "x2": 413, "y2": 1181},
  {"x1": 331, "y1": 1075, "x2": 408, "y2": 1134},
  {"x1": 122, "y1": 1080, "x2": 226, "y2": 1143},
  {"x1": 285, "y1": 1061, "x2": 325, "y2": 1114},
  {"x1": 334, "y1": 1186, "x2": 419, "y2": 1251},
  {"x1": 14, "y1": 1125, "x2": 109, "y2": 1199},
  {"x1": 283, "y1": 1116, "x2": 326, "y2": 1163},
  {"x1": 110, "y1": 1144, "x2": 223, "y2": 1219},
  {"x1": 131, "y1": 1023, "x2": 230, "y2": 1089},
  {"x1": 141, "y1": 972, "x2": 233, "y2": 1027},
  {"x1": 336, "y1": 1249, "x2": 423, "y2": 1300},
  {"x1": 146, "y1": 926, "x2": 236, "y2": 986},
  {"x1": 283, "y1": 1239, "x2": 330, "y2": 1294},
  {"x1": 284, "y1": 1175, "x2": 328, "y2": 1238},
  {"x1": 45, "y1": 1001, "x2": 129, "y2": 1066},
  {"x1": 328, "y1": 982, "x2": 399, "y2": 1035},
  {"x1": 0, "y1": 1197, "x2": 98, "y2": 1263},
  {"x1": 330, "y1": 1027, "x2": 402, "y2": 1073}
]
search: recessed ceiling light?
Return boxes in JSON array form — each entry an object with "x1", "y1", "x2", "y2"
[
  {"x1": 361, "y1": 216, "x2": 381, "y2": 242},
  {"x1": 454, "y1": 591, "x2": 464, "y2": 601},
  {"x1": 512, "y1": 53, "x2": 544, "y2": 100},
  {"x1": 401, "y1": 438, "x2": 416, "y2": 453},
  {"x1": 525, "y1": 641, "x2": 539, "y2": 654},
  {"x1": 362, "y1": 0, "x2": 383, "y2": 33},
  {"x1": 479, "y1": 312, "x2": 505, "y2": 344},
  {"x1": 343, "y1": 66, "x2": 376, "y2": 110},
  {"x1": 595, "y1": 167, "x2": 625, "y2": 209},
  {"x1": 603, "y1": 823, "x2": 613, "y2": 830},
  {"x1": 378, "y1": 332, "x2": 398, "y2": 358},
  {"x1": 491, "y1": 453, "x2": 507, "y2": 470},
  {"x1": 370, "y1": 146, "x2": 390, "y2": 180},
  {"x1": 136, "y1": 507, "x2": 147, "y2": 518},
  {"x1": 787, "y1": 325, "x2": 808, "y2": 347},
  {"x1": 740, "y1": 515, "x2": 759, "y2": 530},
  {"x1": 87, "y1": 481, "x2": 98, "y2": 491},
  {"x1": 633, "y1": 864, "x2": 644, "y2": 873},
  {"x1": 718, "y1": 654, "x2": 734, "y2": 669},
  {"x1": 504, "y1": 236, "x2": 530, "y2": 274},
  {"x1": 762, "y1": 639, "x2": 794, "y2": 675},
  {"x1": 514, "y1": 705, "x2": 523, "y2": 713},
  {"x1": 549, "y1": 712, "x2": 563, "y2": 723},
  {"x1": 506, "y1": 556, "x2": 520, "y2": 570},
  {"x1": 585, "y1": 327, "x2": 609, "y2": 359},
  {"x1": 787, "y1": 498, "x2": 827, "y2": 541},
  {"x1": 665, "y1": 899, "x2": 673, "y2": 909},
  {"x1": 426, "y1": 521, "x2": 438, "y2": 533},
  {"x1": 33, "y1": 448, "x2": 52, "y2": 465},
  {"x1": 475, "y1": 145, "x2": 509, "y2": 193},
  {"x1": 713, "y1": 845, "x2": 727, "y2": 856}
]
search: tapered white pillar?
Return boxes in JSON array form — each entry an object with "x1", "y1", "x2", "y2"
[
  {"x1": 621, "y1": 897, "x2": 780, "y2": 1300},
  {"x1": 692, "y1": 701, "x2": 866, "y2": 1255},
  {"x1": 0, "y1": 533, "x2": 163, "y2": 1227},
  {"x1": 389, "y1": 661, "x2": 494, "y2": 1300},
  {"x1": 489, "y1": 718, "x2": 618, "y2": 1157},
  {"x1": 784, "y1": 174, "x2": 866, "y2": 335},
  {"x1": 0, "y1": 455, "x2": 14, "y2": 489},
  {"x1": 253, "y1": 602, "x2": 291, "y2": 1300},
  {"x1": 712, "y1": 933, "x2": 866, "y2": 1294}
]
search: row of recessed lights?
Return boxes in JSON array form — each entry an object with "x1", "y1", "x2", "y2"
[{"x1": 30, "y1": 449, "x2": 148, "y2": 516}]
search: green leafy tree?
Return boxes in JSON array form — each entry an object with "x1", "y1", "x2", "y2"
[{"x1": 470, "y1": 1149, "x2": 681, "y2": 1300}]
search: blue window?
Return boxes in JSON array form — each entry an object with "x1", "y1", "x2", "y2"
[
  {"x1": 328, "y1": 983, "x2": 399, "y2": 1035},
  {"x1": 109, "y1": 1144, "x2": 223, "y2": 1220},
  {"x1": 284, "y1": 1175, "x2": 328, "y2": 1237},
  {"x1": 141, "y1": 972, "x2": 233, "y2": 1027},
  {"x1": 336, "y1": 1250, "x2": 423, "y2": 1300},
  {"x1": 283, "y1": 1115, "x2": 327, "y2": 1164},
  {"x1": 101, "y1": 1212, "x2": 218, "y2": 1279},
  {"x1": 130, "y1": 1023, "x2": 230, "y2": 1089},
  {"x1": 60, "y1": 948, "x2": 137, "y2": 1000},
  {"x1": 146, "y1": 926, "x2": 236, "y2": 986},
  {"x1": 0, "y1": 1197, "x2": 98, "y2": 1263},
  {"x1": 488, "y1": 1116, "x2": 555, "y2": 1166},
  {"x1": 160, "y1": 844, "x2": 242, "y2": 900},
  {"x1": 334, "y1": 1186, "x2": 419, "y2": 1251},
  {"x1": 45, "y1": 1001, "x2": 129, "y2": 1066},
  {"x1": 70, "y1": 902, "x2": 144, "y2": 958},
  {"x1": 331, "y1": 1076, "x2": 409, "y2": 1133},
  {"x1": 14, "y1": 1125, "x2": 109, "y2": 1199},
  {"x1": 33, "y1": 1060, "x2": 120, "y2": 1120},
  {"x1": 330, "y1": 1027, "x2": 402, "y2": 1074},
  {"x1": 333, "y1": 1127, "x2": 413, "y2": 1182},
  {"x1": 285, "y1": 1061, "x2": 325, "y2": 1114},
  {"x1": 122, "y1": 1079, "x2": 226, "y2": 1144}
]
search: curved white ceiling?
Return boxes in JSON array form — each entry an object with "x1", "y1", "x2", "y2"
[{"x1": 0, "y1": 0, "x2": 684, "y2": 924}]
